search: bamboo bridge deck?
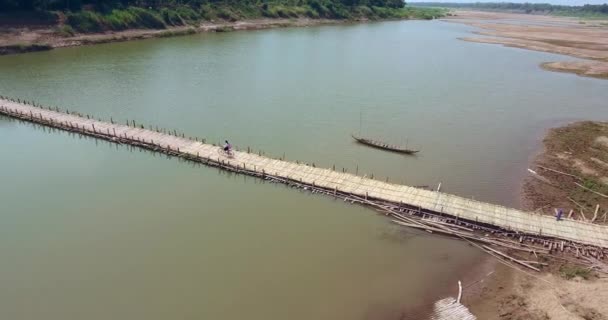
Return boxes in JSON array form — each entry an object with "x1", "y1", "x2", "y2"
[{"x1": 2, "y1": 97, "x2": 608, "y2": 249}]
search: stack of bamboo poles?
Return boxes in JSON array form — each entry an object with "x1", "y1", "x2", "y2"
[{"x1": 431, "y1": 297, "x2": 476, "y2": 320}]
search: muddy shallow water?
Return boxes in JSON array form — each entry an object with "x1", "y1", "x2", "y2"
[{"x1": 0, "y1": 19, "x2": 607, "y2": 319}]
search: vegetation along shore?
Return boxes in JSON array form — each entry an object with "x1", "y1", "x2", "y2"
[{"x1": 0, "y1": 0, "x2": 445, "y2": 54}]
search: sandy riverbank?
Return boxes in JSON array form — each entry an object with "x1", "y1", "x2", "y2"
[
  {"x1": 523, "y1": 122, "x2": 608, "y2": 216},
  {"x1": 468, "y1": 261, "x2": 608, "y2": 320},
  {"x1": 0, "y1": 18, "x2": 343, "y2": 55},
  {"x1": 464, "y1": 121, "x2": 608, "y2": 320},
  {"x1": 444, "y1": 10, "x2": 608, "y2": 79},
  {"x1": 443, "y1": 10, "x2": 608, "y2": 317}
]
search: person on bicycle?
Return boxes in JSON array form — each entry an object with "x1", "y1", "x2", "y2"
[{"x1": 223, "y1": 140, "x2": 232, "y2": 153}]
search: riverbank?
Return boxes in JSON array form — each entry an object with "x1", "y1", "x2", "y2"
[
  {"x1": 0, "y1": 18, "x2": 338, "y2": 55},
  {"x1": 523, "y1": 121, "x2": 608, "y2": 218},
  {"x1": 466, "y1": 121, "x2": 608, "y2": 319},
  {"x1": 444, "y1": 10, "x2": 608, "y2": 79},
  {"x1": 0, "y1": 6, "x2": 444, "y2": 55},
  {"x1": 469, "y1": 261, "x2": 608, "y2": 320}
]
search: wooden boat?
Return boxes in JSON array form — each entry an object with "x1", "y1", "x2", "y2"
[{"x1": 351, "y1": 134, "x2": 419, "y2": 155}]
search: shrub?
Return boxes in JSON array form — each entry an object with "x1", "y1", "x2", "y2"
[
  {"x1": 560, "y1": 265, "x2": 592, "y2": 280},
  {"x1": 175, "y1": 6, "x2": 200, "y2": 23},
  {"x1": 303, "y1": 5, "x2": 320, "y2": 18},
  {"x1": 200, "y1": 4, "x2": 218, "y2": 20},
  {"x1": 353, "y1": 5, "x2": 374, "y2": 18},
  {"x1": 309, "y1": 0, "x2": 330, "y2": 17},
  {"x1": 327, "y1": 3, "x2": 352, "y2": 19},
  {"x1": 216, "y1": 7, "x2": 239, "y2": 21},
  {"x1": 55, "y1": 25, "x2": 76, "y2": 37},
  {"x1": 236, "y1": 4, "x2": 263, "y2": 19},
  {"x1": 160, "y1": 8, "x2": 185, "y2": 26},
  {"x1": 126, "y1": 7, "x2": 166, "y2": 29},
  {"x1": 66, "y1": 11, "x2": 105, "y2": 33},
  {"x1": 292, "y1": 6, "x2": 309, "y2": 17},
  {"x1": 105, "y1": 9, "x2": 137, "y2": 30},
  {"x1": 265, "y1": 5, "x2": 301, "y2": 18},
  {"x1": 35, "y1": 10, "x2": 61, "y2": 24}
]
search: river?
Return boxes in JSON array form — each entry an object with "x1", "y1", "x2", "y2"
[{"x1": 0, "y1": 20, "x2": 607, "y2": 320}]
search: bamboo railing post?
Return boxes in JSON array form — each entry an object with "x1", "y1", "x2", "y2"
[
  {"x1": 592, "y1": 204, "x2": 600, "y2": 222},
  {"x1": 457, "y1": 281, "x2": 463, "y2": 304}
]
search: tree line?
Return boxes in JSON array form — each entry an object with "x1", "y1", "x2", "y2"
[
  {"x1": 0, "y1": 0, "x2": 406, "y2": 12},
  {"x1": 413, "y1": 2, "x2": 608, "y2": 15}
]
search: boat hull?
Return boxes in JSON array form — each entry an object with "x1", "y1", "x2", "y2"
[{"x1": 351, "y1": 134, "x2": 419, "y2": 155}]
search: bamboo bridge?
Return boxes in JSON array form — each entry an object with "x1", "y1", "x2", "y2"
[{"x1": 2, "y1": 96, "x2": 608, "y2": 252}]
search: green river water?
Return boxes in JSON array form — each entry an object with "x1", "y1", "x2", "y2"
[{"x1": 0, "y1": 20, "x2": 607, "y2": 319}]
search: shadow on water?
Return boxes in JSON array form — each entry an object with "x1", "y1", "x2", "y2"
[{"x1": 0, "y1": 114, "x2": 16, "y2": 125}]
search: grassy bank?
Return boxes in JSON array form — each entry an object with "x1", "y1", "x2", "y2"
[
  {"x1": 0, "y1": 2, "x2": 445, "y2": 55},
  {"x1": 60, "y1": 5, "x2": 444, "y2": 33},
  {"x1": 524, "y1": 121, "x2": 608, "y2": 220}
]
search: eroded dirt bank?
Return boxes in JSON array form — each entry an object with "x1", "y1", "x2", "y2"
[{"x1": 0, "y1": 18, "x2": 341, "y2": 55}]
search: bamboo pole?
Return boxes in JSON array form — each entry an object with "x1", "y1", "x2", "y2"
[
  {"x1": 568, "y1": 197, "x2": 587, "y2": 212},
  {"x1": 537, "y1": 165, "x2": 583, "y2": 181},
  {"x1": 482, "y1": 245, "x2": 540, "y2": 272},
  {"x1": 575, "y1": 182, "x2": 608, "y2": 198}
]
